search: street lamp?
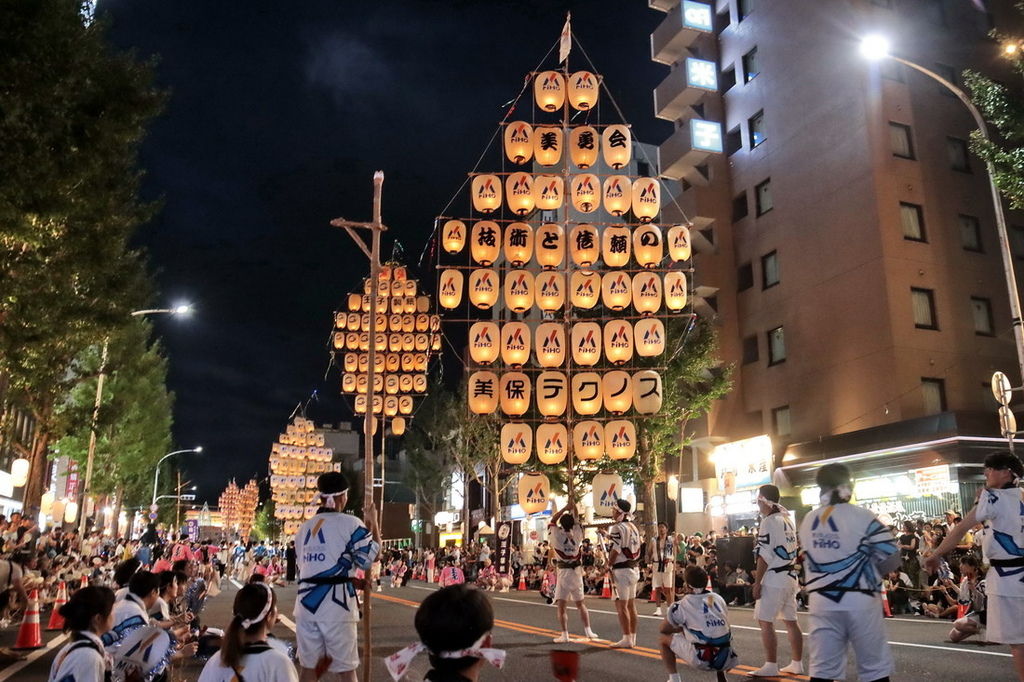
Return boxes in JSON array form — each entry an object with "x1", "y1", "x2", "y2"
[
  {"x1": 151, "y1": 448, "x2": 202, "y2": 507},
  {"x1": 860, "y1": 35, "x2": 1024, "y2": 389}
]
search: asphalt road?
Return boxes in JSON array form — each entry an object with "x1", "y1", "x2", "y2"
[{"x1": 1, "y1": 578, "x2": 1017, "y2": 681}]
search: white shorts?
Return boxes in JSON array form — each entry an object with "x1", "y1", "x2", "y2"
[
  {"x1": 652, "y1": 568, "x2": 675, "y2": 590},
  {"x1": 807, "y1": 608, "x2": 894, "y2": 682},
  {"x1": 554, "y1": 567, "x2": 585, "y2": 602},
  {"x1": 669, "y1": 633, "x2": 739, "y2": 672},
  {"x1": 986, "y1": 594, "x2": 1024, "y2": 644},
  {"x1": 296, "y1": 618, "x2": 359, "y2": 673},
  {"x1": 611, "y1": 566, "x2": 639, "y2": 601},
  {"x1": 753, "y1": 583, "x2": 799, "y2": 622}
]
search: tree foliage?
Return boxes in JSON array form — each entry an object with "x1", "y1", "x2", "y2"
[{"x1": 965, "y1": 67, "x2": 1024, "y2": 210}]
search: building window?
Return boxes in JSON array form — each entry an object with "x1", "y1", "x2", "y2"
[
  {"x1": 714, "y1": 7, "x2": 731, "y2": 34},
  {"x1": 721, "y1": 64, "x2": 737, "y2": 93},
  {"x1": 971, "y1": 296, "x2": 995, "y2": 336},
  {"x1": 743, "y1": 47, "x2": 760, "y2": 83},
  {"x1": 749, "y1": 110, "x2": 766, "y2": 148},
  {"x1": 911, "y1": 287, "x2": 938, "y2": 330},
  {"x1": 767, "y1": 326, "x2": 786, "y2": 365},
  {"x1": 947, "y1": 137, "x2": 971, "y2": 172},
  {"x1": 755, "y1": 178, "x2": 773, "y2": 216},
  {"x1": 922, "y1": 378, "x2": 947, "y2": 414},
  {"x1": 738, "y1": 0, "x2": 755, "y2": 21},
  {"x1": 900, "y1": 202, "x2": 926, "y2": 242},
  {"x1": 934, "y1": 63, "x2": 957, "y2": 96},
  {"x1": 742, "y1": 335, "x2": 759, "y2": 364},
  {"x1": 737, "y1": 262, "x2": 754, "y2": 292},
  {"x1": 762, "y1": 250, "x2": 779, "y2": 289},
  {"x1": 959, "y1": 214, "x2": 982, "y2": 252},
  {"x1": 772, "y1": 405, "x2": 792, "y2": 437},
  {"x1": 889, "y1": 122, "x2": 915, "y2": 159},
  {"x1": 725, "y1": 126, "x2": 742, "y2": 156},
  {"x1": 732, "y1": 192, "x2": 749, "y2": 221}
]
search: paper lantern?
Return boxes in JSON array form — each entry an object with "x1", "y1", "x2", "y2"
[
  {"x1": 602, "y1": 175, "x2": 631, "y2": 216},
  {"x1": 634, "y1": 224, "x2": 664, "y2": 268},
  {"x1": 333, "y1": 332, "x2": 345, "y2": 349},
  {"x1": 413, "y1": 374, "x2": 427, "y2": 392},
  {"x1": 399, "y1": 375, "x2": 413, "y2": 393},
  {"x1": 605, "y1": 421, "x2": 637, "y2": 460},
  {"x1": 469, "y1": 322, "x2": 499, "y2": 365},
  {"x1": 535, "y1": 223, "x2": 565, "y2": 268},
  {"x1": 592, "y1": 471, "x2": 625, "y2": 517},
  {"x1": 602, "y1": 125, "x2": 632, "y2": 169},
  {"x1": 535, "y1": 371, "x2": 568, "y2": 417},
  {"x1": 534, "y1": 70, "x2": 565, "y2": 111},
  {"x1": 386, "y1": 354, "x2": 401, "y2": 373},
  {"x1": 633, "y1": 370, "x2": 663, "y2": 414},
  {"x1": 506, "y1": 172, "x2": 535, "y2": 215},
  {"x1": 41, "y1": 490, "x2": 55, "y2": 516},
  {"x1": 602, "y1": 225, "x2": 631, "y2": 268},
  {"x1": 535, "y1": 322, "x2": 566, "y2": 368},
  {"x1": 534, "y1": 126, "x2": 563, "y2": 167},
  {"x1": 471, "y1": 221, "x2": 501, "y2": 266},
  {"x1": 664, "y1": 272, "x2": 689, "y2": 311},
  {"x1": 438, "y1": 270, "x2": 463, "y2": 309},
  {"x1": 632, "y1": 272, "x2": 663, "y2": 315},
  {"x1": 568, "y1": 71, "x2": 599, "y2": 110},
  {"x1": 504, "y1": 270, "x2": 535, "y2": 313},
  {"x1": 468, "y1": 372, "x2": 499, "y2": 414},
  {"x1": 500, "y1": 372, "x2": 531, "y2": 417},
  {"x1": 399, "y1": 395, "x2": 413, "y2": 414},
  {"x1": 385, "y1": 375, "x2": 400, "y2": 395},
  {"x1": 604, "y1": 321, "x2": 634, "y2": 365},
  {"x1": 501, "y1": 424, "x2": 533, "y2": 465},
  {"x1": 384, "y1": 396, "x2": 399, "y2": 417},
  {"x1": 404, "y1": 279, "x2": 416, "y2": 295},
  {"x1": 632, "y1": 178, "x2": 660, "y2": 223},
  {"x1": 389, "y1": 281, "x2": 404, "y2": 298},
  {"x1": 504, "y1": 121, "x2": 534, "y2": 164},
  {"x1": 468, "y1": 269, "x2": 499, "y2": 309},
  {"x1": 472, "y1": 175, "x2": 502, "y2": 213},
  {"x1": 518, "y1": 472, "x2": 551, "y2": 515},
  {"x1": 347, "y1": 294, "x2": 362, "y2": 313},
  {"x1": 417, "y1": 296, "x2": 431, "y2": 313},
  {"x1": 402, "y1": 315, "x2": 416, "y2": 333},
  {"x1": 64, "y1": 500, "x2": 79, "y2": 524},
  {"x1": 602, "y1": 371, "x2": 633, "y2": 415},
  {"x1": 569, "y1": 126, "x2": 599, "y2": 168},
  {"x1": 536, "y1": 423, "x2": 568, "y2": 464},
  {"x1": 573, "y1": 422, "x2": 604, "y2": 461},
  {"x1": 343, "y1": 353, "x2": 358, "y2": 373},
  {"x1": 535, "y1": 272, "x2": 565, "y2": 312},
  {"x1": 533, "y1": 175, "x2": 564, "y2": 210},
  {"x1": 570, "y1": 225, "x2": 599, "y2": 267},
  {"x1": 570, "y1": 271, "x2": 600, "y2": 310},
  {"x1": 668, "y1": 224, "x2": 692, "y2": 262},
  {"x1": 571, "y1": 322, "x2": 602, "y2": 366},
  {"x1": 415, "y1": 314, "x2": 429, "y2": 332},
  {"x1": 601, "y1": 272, "x2": 632, "y2": 311},
  {"x1": 11, "y1": 458, "x2": 29, "y2": 487},
  {"x1": 571, "y1": 372, "x2": 603, "y2": 415},
  {"x1": 570, "y1": 174, "x2": 600, "y2": 213},
  {"x1": 501, "y1": 322, "x2": 531, "y2": 366},
  {"x1": 498, "y1": 222, "x2": 533, "y2": 267},
  {"x1": 347, "y1": 312, "x2": 360, "y2": 330},
  {"x1": 636, "y1": 318, "x2": 666, "y2": 357}
]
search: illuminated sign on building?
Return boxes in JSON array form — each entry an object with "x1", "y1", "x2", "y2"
[
  {"x1": 691, "y1": 119, "x2": 724, "y2": 153},
  {"x1": 682, "y1": 1, "x2": 714, "y2": 32},
  {"x1": 686, "y1": 58, "x2": 718, "y2": 90},
  {"x1": 712, "y1": 435, "x2": 773, "y2": 491}
]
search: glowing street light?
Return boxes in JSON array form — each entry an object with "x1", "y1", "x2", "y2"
[{"x1": 151, "y1": 448, "x2": 202, "y2": 507}]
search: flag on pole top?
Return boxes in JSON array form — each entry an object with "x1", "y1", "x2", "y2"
[{"x1": 559, "y1": 13, "x2": 572, "y2": 64}]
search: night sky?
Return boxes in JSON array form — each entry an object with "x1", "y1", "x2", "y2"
[{"x1": 98, "y1": 0, "x2": 672, "y2": 502}]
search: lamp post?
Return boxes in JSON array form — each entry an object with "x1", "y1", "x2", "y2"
[
  {"x1": 77, "y1": 304, "x2": 192, "y2": 536},
  {"x1": 860, "y1": 36, "x2": 1024, "y2": 388},
  {"x1": 151, "y1": 448, "x2": 202, "y2": 507}
]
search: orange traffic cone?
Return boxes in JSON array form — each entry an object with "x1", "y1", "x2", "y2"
[
  {"x1": 14, "y1": 590, "x2": 43, "y2": 649},
  {"x1": 80, "y1": 575, "x2": 89, "y2": 590},
  {"x1": 881, "y1": 581, "x2": 893, "y2": 618},
  {"x1": 706, "y1": 574, "x2": 714, "y2": 592},
  {"x1": 956, "y1": 577, "x2": 969, "y2": 619},
  {"x1": 47, "y1": 581, "x2": 68, "y2": 631},
  {"x1": 517, "y1": 572, "x2": 527, "y2": 591},
  {"x1": 540, "y1": 574, "x2": 550, "y2": 594},
  {"x1": 434, "y1": 569, "x2": 440, "y2": 583},
  {"x1": 600, "y1": 576, "x2": 612, "y2": 599}
]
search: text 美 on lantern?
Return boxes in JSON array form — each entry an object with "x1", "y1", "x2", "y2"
[
  {"x1": 468, "y1": 371, "x2": 499, "y2": 414},
  {"x1": 534, "y1": 126, "x2": 563, "y2": 167}
]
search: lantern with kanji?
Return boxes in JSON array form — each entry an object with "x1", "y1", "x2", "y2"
[
  {"x1": 605, "y1": 421, "x2": 636, "y2": 460},
  {"x1": 633, "y1": 370, "x2": 663, "y2": 414},
  {"x1": 518, "y1": 472, "x2": 551, "y2": 514},
  {"x1": 592, "y1": 471, "x2": 625, "y2": 517},
  {"x1": 601, "y1": 272, "x2": 632, "y2": 311},
  {"x1": 570, "y1": 174, "x2": 600, "y2": 213},
  {"x1": 633, "y1": 224, "x2": 663, "y2": 268},
  {"x1": 664, "y1": 272, "x2": 688, "y2": 311},
  {"x1": 535, "y1": 224, "x2": 565, "y2": 268},
  {"x1": 504, "y1": 121, "x2": 534, "y2": 164},
  {"x1": 503, "y1": 222, "x2": 534, "y2": 267},
  {"x1": 632, "y1": 271, "x2": 662, "y2": 315},
  {"x1": 535, "y1": 322, "x2": 566, "y2": 368},
  {"x1": 469, "y1": 322, "x2": 500, "y2": 365},
  {"x1": 506, "y1": 172, "x2": 535, "y2": 215},
  {"x1": 635, "y1": 318, "x2": 666, "y2": 357},
  {"x1": 535, "y1": 272, "x2": 565, "y2": 312},
  {"x1": 573, "y1": 421, "x2": 604, "y2": 461},
  {"x1": 504, "y1": 270, "x2": 535, "y2": 313},
  {"x1": 568, "y1": 71, "x2": 599, "y2": 109},
  {"x1": 501, "y1": 322, "x2": 531, "y2": 366},
  {"x1": 569, "y1": 126, "x2": 599, "y2": 168},
  {"x1": 534, "y1": 175, "x2": 564, "y2": 210},
  {"x1": 536, "y1": 423, "x2": 568, "y2": 464},
  {"x1": 500, "y1": 372, "x2": 531, "y2": 416},
  {"x1": 534, "y1": 126, "x2": 563, "y2": 166},
  {"x1": 472, "y1": 175, "x2": 502, "y2": 213},
  {"x1": 602, "y1": 370, "x2": 633, "y2": 415},
  {"x1": 668, "y1": 224, "x2": 692, "y2": 262},
  {"x1": 602, "y1": 125, "x2": 632, "y2": 169},
  {"x1": 535, "y1": 371, "x2": 568, "y2": 417},
  {"x1": 570, "y1": 271, "x2": 599, "y2": 309},
  {"x1": 571, "y1": 372, "x2": 603, "y2": 415},
  {"x1": 501, "y1": 423, "x2": 532, "y2": 465},
  {"x1": 468, "y1": 371, "x2": 499, "y2": 414},
  {"x1": 468, "y1": 269, "x2": 499, "y2": 309},
  {"x1": 632, "y1": 178, "x2": 660, "y2": 223},
  {"x1": 602, "y1": 225, "x2": 631, "y2": 268},
  {"x1": 570, "y1": 225, "x2": 599, "y2": 267},
  {"x1": 438, "y1": 269, "x2": 463, "y2": 309},
  {"x1": 571, "y1": 322, "x2": 601, "y2": 366},
  {"x1": 471, "y1": 221, "x2": 501, "y2": 265},
  {"x1": 604, "y1": 321, "x2": 633, "y2": 365},
  {"x1": 534, "y1": 70, "x2": 565, "y2": 111}
]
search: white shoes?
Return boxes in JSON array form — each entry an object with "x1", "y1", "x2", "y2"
[
  {"x1": 609, "y1": 636, "x2": 634, "y2": 649},
  {"x1": 584, "y1": 629, "x2": 599, "y2": 640},
  {"x1": 652, "y1": 606, "x2": 663, "y2": 616},
  {"x1": 552, "y1": 633, "x2": 571, "y2": 643},
  {"x1": 750, "y1": 663, "x2": 780, "y2": 677},
  {"x1": 780, "y1": 661, "x2": 804, "y2": 675}
]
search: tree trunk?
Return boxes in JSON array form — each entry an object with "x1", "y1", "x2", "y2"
[
  {"x1": 638, "y1": 426, "x2": 657, "y2": 545},
  {"x1": 491, "y1": 467, "x2": 501, "y2": 525},
  {"x1": 23, "y1": 424, "x2": 50, "y2": 519},
  {"x1": 112, "y1": 484, "x2": 124, "y2": 538}
]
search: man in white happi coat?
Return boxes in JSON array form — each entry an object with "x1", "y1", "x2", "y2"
[{"x1": 548, "y1": 503, "x2": 599, "y2": 643}]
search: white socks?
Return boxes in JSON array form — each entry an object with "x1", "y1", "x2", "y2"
[
  {"x1": 750, "y1": 662, "x2": 780, "y2": 677},
  {"x1": 780, "y1": 661, "x2": 804, "y2": 675}
]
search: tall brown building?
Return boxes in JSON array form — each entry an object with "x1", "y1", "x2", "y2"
[{"x1": 651, "y1": 0, "x2": 1024, "y2": 527}]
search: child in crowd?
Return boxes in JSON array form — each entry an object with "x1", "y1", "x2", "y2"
[{"x1": 658, "y1": 566, "x2": 739, "y2": 682}]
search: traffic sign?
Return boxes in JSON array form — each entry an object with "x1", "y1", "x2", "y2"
[
  {"x1": 148, "y1": 512, "x2": 158, "y2": 520},
  {"x1": 150, "y1": 503, "x2": 159, "y2": 513},
  {"x1": 180, "y1": 494, "x2": 196, "y2": 502},
  {"x1": 992, "y1": 371, "x2": 1013, "y2": 406}
]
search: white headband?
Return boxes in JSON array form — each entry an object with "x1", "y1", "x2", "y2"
[
  {"x1": 757, "y1": 495, "x2": 789, "y2": 516},
  {"x1": 237, "y1": 582, "x2": 274, "y2": 629},
  {"x1": 384, "y1": 633, "x2": 505, "y2": 681},
  {"x1": 819, "y1": 484, "x2": 852, "y2": 507},
  {"x1": 318, "y1": 489, "x2": 348, "y2": 509}
]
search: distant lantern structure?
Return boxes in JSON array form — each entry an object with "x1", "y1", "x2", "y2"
[
  {"x1": 534, "y1": 70, "x2": 565, "y2": 112},
  {"x1": 504, "y1": 121, "x2": 534, "y2": 164},
  {"x1": 471, "y1": 175, "x2": 502, "y2": 213},
  {"x1": 570, "y1": 126, "x2": 599, "y2": 169}
]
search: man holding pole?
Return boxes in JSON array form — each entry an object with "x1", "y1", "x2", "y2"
[
  {"x1": 294, "y1": 472, "x2": 380, "y2": 682},
  {"x1": 604, "y1": 499, "x2": 642, "y2": 649},
  {"x1": 548, "y1": 502, "x2": 599, "y2": 642}
]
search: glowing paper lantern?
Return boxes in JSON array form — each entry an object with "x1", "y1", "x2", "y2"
[
  {"x1": 64, "y1": 501, "x2": 79, "y2": 524},
  {"x1": 392, "y1": 417, "x2": 406, "y2": 436},
  {"x1": 573, "y1": 421, "x2": 604, "y2": 461},
  {"x1": 503, "y1": 222, "x2": 534, "y2": 267},
  {"x1": 471, "y1": 221, "x2": 501, "y2": 266},
  {"x1": 384, "y1": 396, "x2": 399, "y2": 417},
  {"x1": 504, "y1": 270, "x2": 535, "y2": 313},
  {"x1": 518, "y1": 472, "x2": 551, "y2": 515},
  {"x1": 501, "y1": 424, "x2": 532, "y2": 465},
  {"x1": 602, "y1": 225, "x2": 631, "y2": 268},
  {"x1": 536, "y1": 423, "x2": 568, "y2": 465},
  {"x1": 664, "y1": 272, "x2": 689, "y2": 311},
  {"x1": 570, "y1": 271, "x2": 600, "y2": 309},
  {"x1": 634, "y1": 224, "x2": 664, "y2": 268},
  {"x1": 632, "y1": 272, "x2": 663, "y2": 315},
  {"x1": 417, "y1": 297, "x2": 431, "y2": 313},
  {"x1": 398, "y1": 395, "x2": 413, "y2": 414},
  {"x1": 570, "y1": 225, "x2": 599, "y2": 267},
  {"x1": 635, "y1": 318, "x2": 666, "y2": 357},
  {"x1": 602, "y1": 371, "x2": 633, "y2": 415},
  {"x1": 469, "y1": 321, "x2": 500, "y2": 365},
  {"x1": 468, "y1": 269, "x2": 499, "y2": 309},
  {"x1": 472, "y1": 175, "x2": 502, "y2": 213},
  {"x1": 533, "y1": 175, "x2": 564, "y2": 210},
  {"x1": 347, "y1": 294, "x2": 362, "y2": 312},
  {"x1": 501, "y1": 322, "x2": 531, "y2": 366},
  {"x1": 571, "y1": 372, "x2": 603, "y2": 415},
  {"x1": 468, "y1": 371, "x2": 499, "y2": 414},
  {"x1": 633, "y1": 370, "x2": 663, "y2": 414},
  {"x1": 571, "y1": 322, "x2": 602, "y2": 366},
  {"x1": 343, "y1": 353, "x2": 358, "y2": 373},
  {"x1": 668, "y1": 224, "x2": 692, "y2": 262},
  {"x1": 592, "y1": 471, "x2": 625, "y2": 517},
  {"x1": 438, "y1": 269, "x2": 463, "y2": 309},
  {"x1": 11, "y1": 458, "x2": 29, "y2": 487},
  {"x1": 504, "y1": 121, "x2": 534, "y2": 164},
  {"x1": 534, "y1": 272, "x2": 565, "y2": 312},
  {"x1": 605, "y1": 421, "x2": 637, "y2": 460},
  {"x1": 535, "y1": 371, "x2": 568, "y2": 417},
  {"x1": 602, "y1": 125, "x2": 632, "y2": 169},
  {"x1": 569, "y1": 126, "x2": 599, "y2": 168},
  {"x1": 570, "y1": 174, "x2": 600, "y2": 213},
  {"x1": 632, "y1": 178, "x2": 660, "y2": 223},
  {"x1": 601, "y1": 272, "x2": 632, "y2": 311},
  {"x1": 535, "y1": 224, "x2": 565, "y2": 268},
  {"x1": 41, "y1": 490, "x2": 55, "y2": 516},
  {"x1": 568, "y1": 70, "x2": 599, "y2": 109},
  {"x1": 534, "y1": 70, "x2": 565, "y2": 111},
  {"x1": 604, "y1": 321, "x2": 634, "y2": 365},
  {"x1": 506, "y1": 172, "x2": 535, "y2": 215},
  {"x1": 534, "y1": 126, "x2": 563, "y2": 167},
  {"x1": 500, "y1": 372, "x2": 531, "y2": 416},
  {"x1": 535, "y1": 322, "x2": 566, "y2": 368},
  {"x1": 333, "y1": 332, "x2": 345, "y2": 349},
  {"x1": 603, "y1": 175, "x2": 632, "y2": 216}
]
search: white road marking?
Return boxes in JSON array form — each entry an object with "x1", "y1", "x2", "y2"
[{"x1": 0, "y1": 631, "x2": 69, "y2": 681}]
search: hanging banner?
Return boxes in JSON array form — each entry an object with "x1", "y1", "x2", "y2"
[{"x1": 496, "y1": 520, "x2": 513, "y2": 575}]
